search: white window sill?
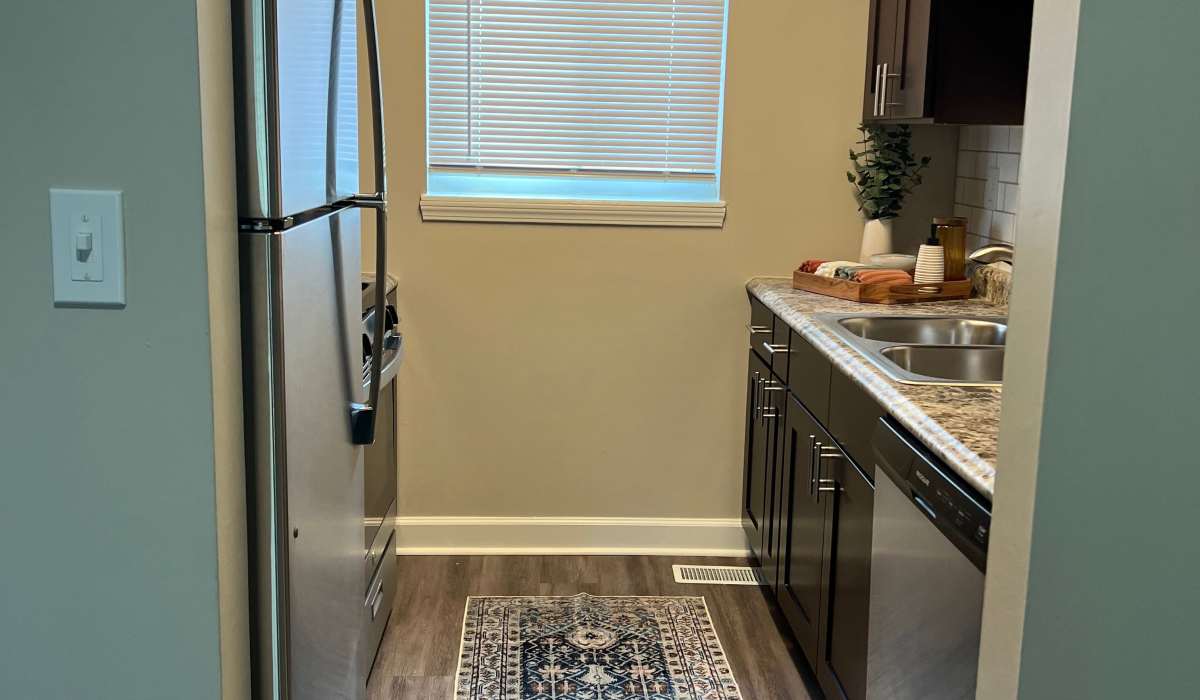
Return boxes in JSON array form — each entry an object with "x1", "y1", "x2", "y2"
[
  {"x1": 419, "y1": 195, "x2": 727, "y2": 228},
  {"x1": 420, "y1": 171, "x2": 726, "y2": 227}
]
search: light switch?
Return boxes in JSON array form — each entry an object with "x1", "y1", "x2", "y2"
[
  {"x1": 50, "y1": 188, "x2": 125, "y2": 307},
  {"x1": 70, "y1": 215, "x2": 103, "y2": 282}
]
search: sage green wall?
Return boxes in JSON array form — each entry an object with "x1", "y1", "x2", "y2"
[
  {"x1": 0, "y1": 2, "x2": 239, "y2": 697},
  {"x1": 1014, "y1": 2, "x2": 1200, "y2": 696}
]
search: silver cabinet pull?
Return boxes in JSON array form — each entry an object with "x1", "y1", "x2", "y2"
[
  {"x1": 878, "y1": 62, "x2": 888, "y2": 116},
  {"x1": 882, "y1": 63, "x2": 903, "y2": 110},
  {"x1": 808, "y1": 435, "x2": 819, "y2": 498},
  {"x1": 873, "y1": 63, "x2": 883, "y2": 116},
  {"x1": 757, "y1": 375, "x2": 766, "y2": 416},
  {"x1": 762, "y1": 342, "x2": 790, "y2": 355},
  {"x1": 746, "y1": 324, "x2": 772, "y2": 335},
  {"x1": 815, "y1": 444, "x2": 843, "y2": 501},
  {"x1": 880, "y1": 62, "x2": 888, "y2": 116},
  {"x1": 762, "y1": 379, "x2": 785, "y2": 392},
  {"x1": 759, "y1": 383, "x2": 778, "y2": 423}
]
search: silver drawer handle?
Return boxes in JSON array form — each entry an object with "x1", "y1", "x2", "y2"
[
  {"x1": 880, "y1": 62, "x2": 889, "y2": 115},
  {"x1": 746, "y1": 324, "x2": 772, "y2": 335},
  {"x1": 814, "y1": 443, "x2": 843, "y2": 502},
  {"x1": 873, "y1": 63, "x2": 882, "y2": 116},
  {"x1": 762, "y1": 342, "x2": 790, "y2": 355},
  {"x1": 882, "y1": 63, "x2": 902, "y2": 109},
  {"x1": 808, "y1": 435, "x2": 819, "y2": 498}
]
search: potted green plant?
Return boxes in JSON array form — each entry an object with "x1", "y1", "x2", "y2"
[{"x1": 847, "y1": 124, "x2": 931, "y2": 262}]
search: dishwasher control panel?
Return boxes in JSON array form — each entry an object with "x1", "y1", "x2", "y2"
[
  {"x1": 873, "y1": 417, "x2": 992, "y2": 571},
  {"x1": 909, "y1": 455, "x2": 990, "y2": 552}
]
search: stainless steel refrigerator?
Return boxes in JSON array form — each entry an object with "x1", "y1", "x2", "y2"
[{"x1": 232, "y1": 0, "x2": 389, "y2": 698}]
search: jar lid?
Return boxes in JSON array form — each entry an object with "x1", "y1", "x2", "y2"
[{"x1": 933, "y1": 217, "x2": 968, "y2": 226}]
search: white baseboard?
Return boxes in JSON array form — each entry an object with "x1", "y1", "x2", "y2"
[{"x1": 393, "y1": 516, "x2": 749, "y2": 557}]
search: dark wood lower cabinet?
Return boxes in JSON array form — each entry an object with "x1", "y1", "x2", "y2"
[
  {"x1": 743, "y1": 311, "x2": 877, "y2": 700},
  {"x1": 760, "y1": 376, "x2": 788, "y2": 589},
  {"x1": 742, "y1": 350, "x2": 771, "y2": 563},
  {"x1": 777, "y1": 395, "x2": 827, "y2": 669},
  {"x1": 814, "y1": 452, "x2": 875, "y2": 700},
  {"x1": 829, "y1": 371, "x2": 886, "y2": 480}
]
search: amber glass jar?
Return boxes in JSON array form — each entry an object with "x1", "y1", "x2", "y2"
[{"x1": 933, "y1": 217, "x2": 968, "y2": 280}]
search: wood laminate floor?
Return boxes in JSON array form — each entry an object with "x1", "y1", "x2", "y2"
[{"x1": 366, "y1": 555, "x2": 820, "y2": 700}]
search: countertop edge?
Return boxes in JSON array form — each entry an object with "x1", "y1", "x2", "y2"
[{"x1": 746, "y1": 277, "x2": 998, "y2": 500}]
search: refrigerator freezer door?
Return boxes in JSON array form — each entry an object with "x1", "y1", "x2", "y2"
[
  {"x1": 234, "y1": 0, "x2": 360, "y2": 219},
  {"x1": 241, "y1": 208, "x2": 365, "y2": 700}
]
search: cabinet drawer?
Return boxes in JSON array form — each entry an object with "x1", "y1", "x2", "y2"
[
  {"x1": 828, "y1": 371, "x2": 886, "y2": 478},
  {"x1": 363, "y1": 532, "x2": 397, "y2": 680},
  {"x1": 766, "y1": 316, "x2": 791, "y2": 380},
  {"x1": 788, "y1": 330, "x2": 832, "y2": 424},
  {"x1": 748, "y1": 296, "x2": 775, "y2": 362}
]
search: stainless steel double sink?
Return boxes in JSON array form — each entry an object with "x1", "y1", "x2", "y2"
[{"x1": 814, "y1": 314, "x2": 1007, "y2": 386}]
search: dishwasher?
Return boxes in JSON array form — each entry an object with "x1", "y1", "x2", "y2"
[{"x1": 866, "y1": 418, "x2": 990, "y2": 700}]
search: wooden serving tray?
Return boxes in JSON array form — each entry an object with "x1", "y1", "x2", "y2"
[{"x1": 792, "y1": 270, "x2": 972, "y2": 305}]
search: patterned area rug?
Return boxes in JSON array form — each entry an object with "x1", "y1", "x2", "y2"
[{"x1": 454, "y1": 594, "x2": 743, "y2": 700}]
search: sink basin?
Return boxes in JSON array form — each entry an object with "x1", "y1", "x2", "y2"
[
  {"x1": 879, "y1": 346, "x2": 1005, "y2": 383},
  {"x1": 838, "y1": 317, "x2": 1008, "y2": 346},
  {"x1": 813, "y1": 313, "x2": 1007, "y2": 385}
]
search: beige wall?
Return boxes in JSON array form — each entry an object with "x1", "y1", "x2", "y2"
[
  {"x1": 196, "y1": 0, "x2": 251, "y2": 697},
  {"x1": 375, "y1": 1, "x2": 874, "y2": 519}
]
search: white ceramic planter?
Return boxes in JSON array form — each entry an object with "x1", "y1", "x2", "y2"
[{"x1": 859, "y1": 218, "x2": 894, "y2": 263}]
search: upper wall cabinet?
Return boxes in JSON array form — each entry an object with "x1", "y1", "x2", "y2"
[{"x1": 863, "y1": 0, "x2": 1035, "y2": 125}]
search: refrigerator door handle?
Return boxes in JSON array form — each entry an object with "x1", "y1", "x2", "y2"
[
  {"x1": 347, "y1": 0, "x2": 389, "y2": 446},
  {"x1": 347, "y1": 201, "x2": 386, "y2": 445},
  {"x1": 360, "y1": 0, "x2": 387, "y2": 200}
]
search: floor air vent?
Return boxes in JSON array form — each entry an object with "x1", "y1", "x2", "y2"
[{"x1": 672, "y1": 564, "x2": 764, "y2": 586}]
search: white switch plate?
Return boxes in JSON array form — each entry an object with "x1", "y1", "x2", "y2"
[{"x1": 50, "y1": 188, "x2": 125, "y2": 307}]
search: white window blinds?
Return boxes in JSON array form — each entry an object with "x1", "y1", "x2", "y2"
[{"x1": 427, "y1": 0, "x2": 728, "y2": 180}]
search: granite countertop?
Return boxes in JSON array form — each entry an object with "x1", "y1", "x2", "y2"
[{"x1": 747, "y1": 277, "x2": 1005, "y2": 500}]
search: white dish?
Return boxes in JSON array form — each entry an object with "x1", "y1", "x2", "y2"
[{"x1": 869, "y1": 253, "x2": 917, "y2": 272}]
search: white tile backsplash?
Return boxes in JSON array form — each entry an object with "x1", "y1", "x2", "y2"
[
  {"x1": 975, "y1": 208, "x2": 993, "y2": 239},
  {"x1": 986, "y1": 125, "x2": 1010, "y2": 152},
  {"x1": 983, "y1": 176, "x2": 1000, "y2": 210},
  {"x1": 958, "y1": 177, "x2": 985, "y2": 207},
  {"x1": 1001, "y1": 183, "x2": 1021, "y2": 214},
  {"x1": 997, "y1": 153, "x2": 1020, "y2": 183},
  {"x1": 957, "y1": 150, "x2": 977, "y2": 178},
  {"x1": 976, "y1": 152, "x2": 998, "y2": 179},
  {"x1": 953, "y1": 125, "x2": 1023, "y2": 246},
  {"x1": 961, "y1": 125, "x2": 988, "y2": 151},
  {"x1": 1009, "y1": 126, "x2": 1024, "y2": 153},
  {"x1": 990, "y1": 211, "x2": 1017, "y2": 242}
]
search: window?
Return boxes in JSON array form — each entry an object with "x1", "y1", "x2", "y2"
[{"x1": 422, "y1": 0, "x2": 730, "y2": 226}]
